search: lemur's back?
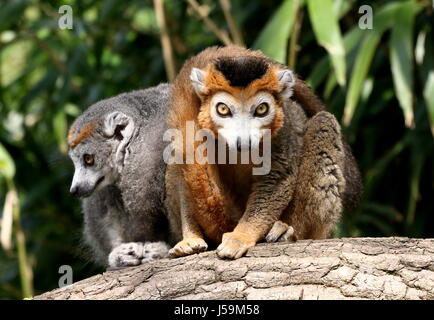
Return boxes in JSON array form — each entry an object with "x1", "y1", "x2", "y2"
[{"x1": 115, "y1": 84, "x2": 172, "y2": 242}]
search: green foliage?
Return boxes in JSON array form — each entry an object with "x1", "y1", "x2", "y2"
[
  {"x1": 0, "y1": 0, "x2": 433, "y2": 299},
  {"x1": 252, "y1": 0, "x2": 298, "y2": 63},
  {"x1": 307, "y1": 0, "x2": 346, "y2": 85}
]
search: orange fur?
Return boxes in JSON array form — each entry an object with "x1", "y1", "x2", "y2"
[
  {"x1": 244, "y1": 66, "x2": 281, "y2": 97},
  {"x1": 183, "y1": 164, "x2": 234, "y2": 243},
  {"x1": 197, "y1": 99, "x2": 217, "y2": 134},
  {"x1": 168, "y1": 45, "x2": 289, "y2": 244},
  {"x1": 197, "y1": 65, "x2": 285, "y2": 136},
  {"x1": 203, "y1": 65, "x2": 241, "y2": 97},
  {"x1": 68, "y1": 121, "x2": 95, "y2": 149}
]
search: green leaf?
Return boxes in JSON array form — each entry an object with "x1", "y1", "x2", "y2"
[
  {"x1": 0, "y1": 0, "x2": 29, "y2": 31},
  {"x1": 362, "y1": 202, "x2": 403, "y2": 222},
  {"x1": 307, "y1": 0, "x2": 346, "y2": 86},
  {"x1": 357, "y1": 213, "x2": 395, "y2": 236},
  {"x1": 406, "y1": 153, "x2": 424, "y2": 227},
  {"x1": 307, "y1": 27, "x2": 363, "y2": 89},
  {"x1": 333, "y1": 0, "x2": 356, "y2": 18},
  {"x1": 343, "y1": 2, "x2": 401, "y2": 126},
  {"x1": 424, "y1": 71, "x2": 434, "y2": 137},
  {"x1": 253, "y1": 0, "x2": 301, "y2": 63},
  {"x1": 0, "y1": 39, "x2": 33, "y2": 87},
  {"x1": 132, "y1": 7, "x2": 158, "y2": 33},
  {"x1": 0, "y1": 143, "x2": 16, "y2": 180},
  {"x1": 389, "y1": 2, "x2": 422, "y2": 128}
]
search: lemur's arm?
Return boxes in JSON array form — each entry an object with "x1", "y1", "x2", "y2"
[
  {"x1": 167, "y1": 164, "x2": 209, "y2": 257},
  {"x1": 217, "y1": 125, "x2": 302, "y2": 259},
  {"x1": 216, "y1": 162, "x2": 298, "y2": 258},
  {"x1": 239, "y1": 157, "x2": 298, "y2": 236}
]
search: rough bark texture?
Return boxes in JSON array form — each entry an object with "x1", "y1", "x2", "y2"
[{"x1": 35, "y1": 237, "x2": 434, "y2": 300}]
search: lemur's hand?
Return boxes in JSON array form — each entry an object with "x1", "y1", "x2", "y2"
[
  {"x1": 108, "y1": 241, "x2": 169, "y2": 268},
  {"x1": 265, "y1": 221, "x2": 297, "y2": 243},
  {"x1": 216, "y1": 231, "x2": 256, "y2": 259},
  {"x1": 141, "y1": 242, "x2": 171, "y2": 263},
  {"x1": 169, "y1": 237, "x2": 208, "y2": 258}
]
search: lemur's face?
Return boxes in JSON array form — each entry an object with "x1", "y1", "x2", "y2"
[
  {"x1": 68, "y1": 138, "x2": 118, "y2": 198},
  {"x1": 67, "y1": 111, "x2": 134, "y2": 198},
  {"x1": 191, "y1": 56, "x2": 295, "y2": 152},
  {"x1": 208, "y1": 91, "x2": 278, "y2": 151}
]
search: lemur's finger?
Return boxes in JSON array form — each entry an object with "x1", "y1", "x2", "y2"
[
  {"x1": 170, "y1": 244, "x2": 192, "y2": 257},
  {"x1": 216, "y1": 241, "x2": 240, "y2": 259},
  {"x1": 216, "y1": 245, "x2": 235, "y2": 259},
  {"x1": 265, "y1": 221, "x2": 289, "y2": 243},
  {"x1": 108, "y1": 242, "x2": 146, "y2": 267},
  {"x1": 278, "y1": 226, "x2": 297, "y2": 242},
  {"x1": 168, "y1": 247, "x2": 184, "y2": 258},
  {"x1": 109, "y1": 253, "x2": 141, "y2": 268},
  {"x1": 187, "y1": 239, "x2": 208, "y2": 252},
  {"x1": 169, "y1": 238, "x2": 208, "y2": 258},
  {"x1": 234, "y1": 246, "x2": 249, "y2": 259}
]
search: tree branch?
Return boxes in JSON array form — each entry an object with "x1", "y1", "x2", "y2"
[
  {"x1": 153, "y1": 0, "x2": 177, "y2": 81},
  {"x1": 185, "y1": 0, "x2": 233, "y2": 46},
  {"x1": 219, "y1": 0, "x2": 244, "y2": 46},
  {"x1": 35, "y1": 237, "x2": 434, "y2": 300}
]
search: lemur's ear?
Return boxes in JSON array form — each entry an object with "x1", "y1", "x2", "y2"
[
  {"x1": 190, "y1": 67, "x2": 207, "y2": 97},
  {"x1": 103, "y1": 111, "x2": 134, "y2": 141},
  {"x1": 277, "y1": 69, "x2": 295, "y2": 100},
  {"x1": 103, "y1": 111, "x2": 135, "y2": 169}
]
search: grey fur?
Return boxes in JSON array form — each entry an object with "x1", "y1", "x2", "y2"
[{"x1": 68, "y1": 84, "x2": 173, "y2": 268}]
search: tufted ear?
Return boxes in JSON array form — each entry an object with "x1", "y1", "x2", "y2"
[
  {"x1": 190, "y1": 67, "x2": 207, "y2": 97},
  {"x1": 103, "y1": 112, "x2": 135, "y2": 168},
  {"x1": 103, "y1": 112, "x2": 134, "y2": 140},
  {"x1": 277, "y1": 69, "x2": 296, "y2": 100}
]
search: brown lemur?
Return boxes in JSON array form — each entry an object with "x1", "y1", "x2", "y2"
[{"x1": 165, "y1": 46, "x2": 362, "y2": 259}]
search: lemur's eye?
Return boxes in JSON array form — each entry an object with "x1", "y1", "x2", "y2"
[
  {"x1": 83, "y1": 154, "x2": 94, "y2": 166},
  {"x1": 216, "y1": 103, "x2": 232, "y2": 117},
  {"x1": 254, "y1": 103, "x2": 269, "y2": 117}
]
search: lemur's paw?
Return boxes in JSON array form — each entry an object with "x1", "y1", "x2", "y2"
[
  {"x1": 216, "y1": 231, "x2": 255, "y2": 260},
  {"x1": 168, "y1": 238, "x2": 208, "y2": 258},
  {"x1": 265, "y1": 221, "x2": 289, "y2": 242},
  {"x1": 278, "y1": 226, "x2": 297, "y2": 242},
  {"x1": 141, "y1": 241, "x2": 170, "y2": 263},
  {"x1": 265, "y1": 221, "x2": 297, "y2": 243},
  {"x1": 108, "y1": 242, "x2": 144, "y2": 268}
]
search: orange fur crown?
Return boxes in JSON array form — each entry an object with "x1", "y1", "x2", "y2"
[
  {"x1": 68, "y1": 121, "x2": 95, "y2": 149},
  {"x1": 201, "y1": 57, "x2": 282, "y2": 98}
]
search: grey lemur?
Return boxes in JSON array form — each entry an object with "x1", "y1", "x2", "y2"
[
  {"x1": 67, "y1": 84, "x2": 173, "y2": 268},
  {"x1": 165, "y1": 46, "x2": 362, "y2": 259}
]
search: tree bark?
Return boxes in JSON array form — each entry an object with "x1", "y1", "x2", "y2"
[{"x1": 35, "y1": 237, "x2": 434, "y2": 300}]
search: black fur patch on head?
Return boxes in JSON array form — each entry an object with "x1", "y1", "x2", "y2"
[{"x1": 214, "y1": 56, "x2": 269, "y2": 87}]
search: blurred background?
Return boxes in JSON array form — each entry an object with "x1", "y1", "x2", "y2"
[{"x1": 0, "y1": 0, "x2": 433, "y2": 299}]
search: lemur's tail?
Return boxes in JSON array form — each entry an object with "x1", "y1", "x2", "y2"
[{"x1": 293, "y1": 77, "x2": 327, "y2": 117}]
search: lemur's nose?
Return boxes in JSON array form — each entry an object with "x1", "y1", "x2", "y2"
[{"x1": 70, "y1": 186, "x2": 79, "y2": 197}]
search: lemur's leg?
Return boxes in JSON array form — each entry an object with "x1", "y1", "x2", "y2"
[
  {"x1": 217, "y1": 139, "x2": 300, "y2": 259},
  {"x1": 167, "y1": 165, "x2": 208, "y2": 258},
  {"x1": 84, "y1": 191, "x2": 170, "y2": 269},
  {"x1": 267, "y1": 111, "x2": 346, "y2": 241}
]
